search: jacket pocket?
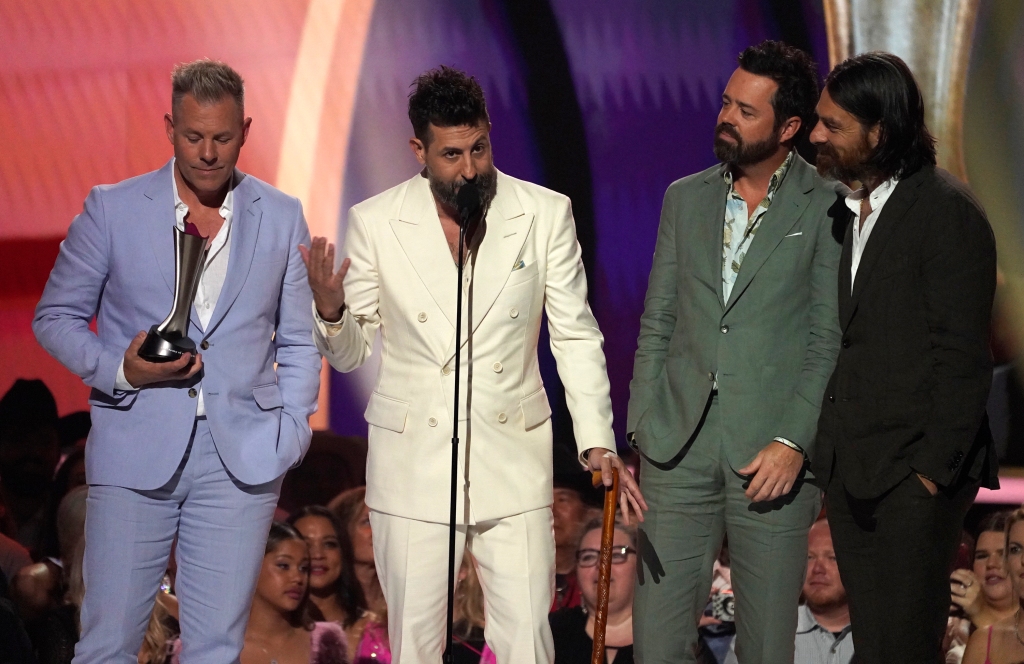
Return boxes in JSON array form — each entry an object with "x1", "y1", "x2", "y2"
[
  {"x1": 364, "y1": 391, "x2": 409, "y2": 433},
  {"x1": 506, "y1": 262, "x2": 539, "y2": 288},
  {"x1": 520, "y1": 387, "x2": 552, "y2": 430},
  {"x1": 253, "y1": 384, "x2": 283, "y2": 410}
]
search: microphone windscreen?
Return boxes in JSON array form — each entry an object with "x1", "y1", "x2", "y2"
[{"x1": 456, "y1": 181, "x2": 481, "y2": 226}]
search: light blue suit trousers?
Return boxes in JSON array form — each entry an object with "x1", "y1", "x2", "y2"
[{"x1": 75, "y1": 419, "x2": 280, "y2": 664}]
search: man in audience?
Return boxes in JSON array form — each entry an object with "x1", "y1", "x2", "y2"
[
  {"x1": 726, "y1": 518, "x2": 853, "y2": 664},
  {"x1": 0, "y1": 380, "x2": 61, "y2": 556}
]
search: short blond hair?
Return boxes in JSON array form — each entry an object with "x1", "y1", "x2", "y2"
[{"x1": 171, "y1": 59, "x2": 244, "y2": 116}]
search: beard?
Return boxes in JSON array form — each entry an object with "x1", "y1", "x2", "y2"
[
  {"x1": 428, "y1": 167, "x2": 498, "y2": 218},
  {"x1": 804, "y1": 583, "x2": 848, "y2": 614},
  {"x1": 713, "y1": 123, "x2": 780, "y2": 167},
  {"x1": 815, "y1": 135, "x2": 876, "y2": 183}
]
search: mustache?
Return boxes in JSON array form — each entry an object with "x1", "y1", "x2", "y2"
[{"x1": 715, "y1": 123, "x2": 741, "y2": 142}]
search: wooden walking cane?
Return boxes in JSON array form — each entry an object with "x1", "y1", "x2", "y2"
[{"x1": 590, "y1": 467, "x2": 619, "y2": 664}]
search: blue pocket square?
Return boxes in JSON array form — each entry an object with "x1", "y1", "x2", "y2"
[{"x1": 512, "y1": 259, "x2": 526, "y2": 271}]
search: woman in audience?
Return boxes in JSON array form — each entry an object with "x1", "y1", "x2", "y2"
[
  {"x1": 288, "y1": 506, "x2": 389, "y2": 661},
  {"x1": 951, "y1": 511, "x2": 1016, "y2": 630},
  {"x1": 174, "y1": 522, "x2": 348, "y2": 664},
  {"x1": 550, "y1": 518, "x2": 635, "y2": 663},
  {"x1": 963, "y1": 508, "x2": 1024, "y2": 664},
  {"x1": 328, "y1": 488, "x2": 386, "y2": 617}
]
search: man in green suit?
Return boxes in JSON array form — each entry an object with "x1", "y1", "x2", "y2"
[{"x1": 629, "y1": 41, "x2": 845, "y2": 663}]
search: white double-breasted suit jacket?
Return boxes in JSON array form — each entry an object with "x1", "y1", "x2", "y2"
[{"x1": 316, "y1": 170, "x2": 615, "y2": 524}]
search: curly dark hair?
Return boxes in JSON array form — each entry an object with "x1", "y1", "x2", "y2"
[
  {"x1": 824, "y1": 51, "x2": 937, "y2": 178},
  {"x1": 736, "y1": 40, "x2": 820, "y2": 144},
  {"x1": 408, "y1": 65, "x2": 489, "y2": 146},
  {"x1": 287, "y1": 505, "x2": 367, "y2": 627}
]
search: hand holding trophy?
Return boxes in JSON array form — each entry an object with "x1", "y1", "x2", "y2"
[{"x1": 123, "y1": 221, "x2": 208, "y2": 388}]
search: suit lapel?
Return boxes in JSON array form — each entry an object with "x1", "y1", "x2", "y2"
[
  {"x1": 442, "y1": 173, "x2": 532, "y2": 364},
  {"x1": 143, "y1": 160, "x2": 204, "y2": 332},
  {"x1": 206, "y1": 171, "x2": 261, "y2": 333},
  {"x1": 723, "y1": 156, "x2": 812, "y2": 313},
  {"x1": 388, "y1": 175, "x2": 460, "y2": 328},
  {"x1": 693, "y1": 168, "x2": 729, "y2": 308},
  {"x1": 845, "y1": 169, "x2": 925, "y2": 323}
]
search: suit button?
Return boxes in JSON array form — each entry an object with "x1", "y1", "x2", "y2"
[
  {"x1": 417, "y1": 312, "x2": 427, "y2": 322},
  {"x1": 708, "y1": 372, "x2": 715, "y2": 382},
  {"x1": 720, "y1": 325, "x2": 729, "y2": 334},
  {"x1": 493, "y1": 362, "x2": 503, "y2": 373},
  {"x1": 188, "y1": 388, "x2": 197, "y2": 398},
  {"x1": 497, "y1": 412, "x2": 508, "y2": 424},
  {"x1": 828, "y1": 394, "x2": 835, "y2": 403},
  {"x1": 842, "y1": 338, "x2": 850, "y2": 348},
  {"x1": 509, "y1": 307, "x2": 519, "y2": 319},
  {"x1": 428, "y1": 417, "x2": 438, "y2": 427},
  {"x1": 200, "y1": 340, "x2": 209, "y2": 350}
]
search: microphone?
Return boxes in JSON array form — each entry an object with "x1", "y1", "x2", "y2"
[{"x1": 456, "y1": 180, "x2": 481, "y2": 228}]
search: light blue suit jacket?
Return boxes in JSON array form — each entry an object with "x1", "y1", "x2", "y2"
[{"x1": 34, "y1": 160, "x2": 321, "y2": 489}]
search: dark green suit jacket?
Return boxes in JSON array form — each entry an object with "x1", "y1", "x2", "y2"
[{"x1": 627, "y1": 154, "x2": 845, "y2": 468}]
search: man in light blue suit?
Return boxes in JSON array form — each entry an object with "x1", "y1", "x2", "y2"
[{"x1": 33, "y1": 60, "x2": 321, "y2": 663}]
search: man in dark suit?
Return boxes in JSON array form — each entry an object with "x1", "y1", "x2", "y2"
[{"x1": 809, "y1": 52, "x2": 998, "y2": 663}]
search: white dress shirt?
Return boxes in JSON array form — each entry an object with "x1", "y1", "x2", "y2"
[
  {"x1": 845, "y1": 176, "x2": 899, "y2": 292},
  {"x1": 115, "y1": 161, "x2": 234, "y2": 417}
]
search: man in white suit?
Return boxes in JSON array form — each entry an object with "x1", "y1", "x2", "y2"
[{"x1": 301, "y1": 66, "x2": 645, "y2": 663}]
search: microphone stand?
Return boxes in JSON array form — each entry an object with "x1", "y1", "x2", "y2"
[{"x1": 444, "y1": 199, "x2": 472, "y2": 663}]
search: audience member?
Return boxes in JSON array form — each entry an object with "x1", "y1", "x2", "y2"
[
  {"x1": 0, "y1": 530, "x2": 31, "y2": 587},
  {"x1": 952, "y1": 512, "x2": 1016, "y2": 630},
  {"x1": 289, "y1": 506, "x2": 389, "y2": 660},
  {"x1": 450, "y1": 551, "x2": 495, "y2": 664},
  {"x1": 14, "y1": 485, "x2": 88, "y2": 629},
  {"x1": 37, "y1": 447, "x2": 88, "y2": 560},
  {"x1": 549, "y1": 517, "x2": 635, "y2": 663},
  {"x1": 328, "y1": 488, "x2": 386, "y2": 617},
  {"x1": 963, "y1": 509, "x2": 1024, "y2": 664},
  {"x1": 23, "y1": 487, "x2": 174, "y2": 664},
  {"x1": 799, "y1": 519, "x2": 853, "y2": 662},
  {"x1": 0, "y1": 379, "x2": 62, "y2": 556},
  {"x1": 725, "y1": 518, "x2": 852, "y2": 664},
  {"x1": 551, "y1": 469, "x2": 601, "y2": 612},
  {"x1": 174, "y1": 522, "x2": 348, "y2": 664}
]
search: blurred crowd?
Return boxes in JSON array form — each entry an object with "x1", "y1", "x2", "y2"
[{"x1": 1, "y1": 376, "x2": 1021, "y2": 664}]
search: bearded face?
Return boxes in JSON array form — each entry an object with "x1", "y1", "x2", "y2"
[
  {"x1": 814, "y1": 127, "x2": 877, "y2": 183},
  {"x1": 428, "y1": 167, "x2": 498, "y2": 216},
  {"x1": 713, "y1": 121, "x2": 782, "y2": 168}
]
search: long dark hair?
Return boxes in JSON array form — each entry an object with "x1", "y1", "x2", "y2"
[
  {"x1": 264, "y1": 522, "x2": 315, "y2": 630},
  {"x1": 287, "y1": 505, "x2": 367, "y2": 627},
  {"x1": 824, "y1": 51, "x2": 936, "y2": 178}
]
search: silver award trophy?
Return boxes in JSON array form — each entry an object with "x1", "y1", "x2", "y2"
[{"x1": 138, "y1": 223, "x2": 209, "y2": 362}]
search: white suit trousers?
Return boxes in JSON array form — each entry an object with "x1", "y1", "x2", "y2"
[{"x1": 370, "y1": 507, "x2": 556, "y2": 664}]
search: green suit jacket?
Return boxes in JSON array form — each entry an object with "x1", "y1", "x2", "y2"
[{"x1": 627, "y1": 154, "x2": 845, "y2": 467}]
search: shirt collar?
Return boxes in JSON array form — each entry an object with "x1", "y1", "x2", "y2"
[
  {"x1": 723, "y1": 149, "x2": 795, "y2": 199},
  {"x1": 171, "y1": 158, "x2": 235, "y2": 219},
  {"x1": 796, "y1": 603, "x2": 851, "y2": 636},
  {"x1": 844, "y1": 175, "x2": 898, "y2": 216}
]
